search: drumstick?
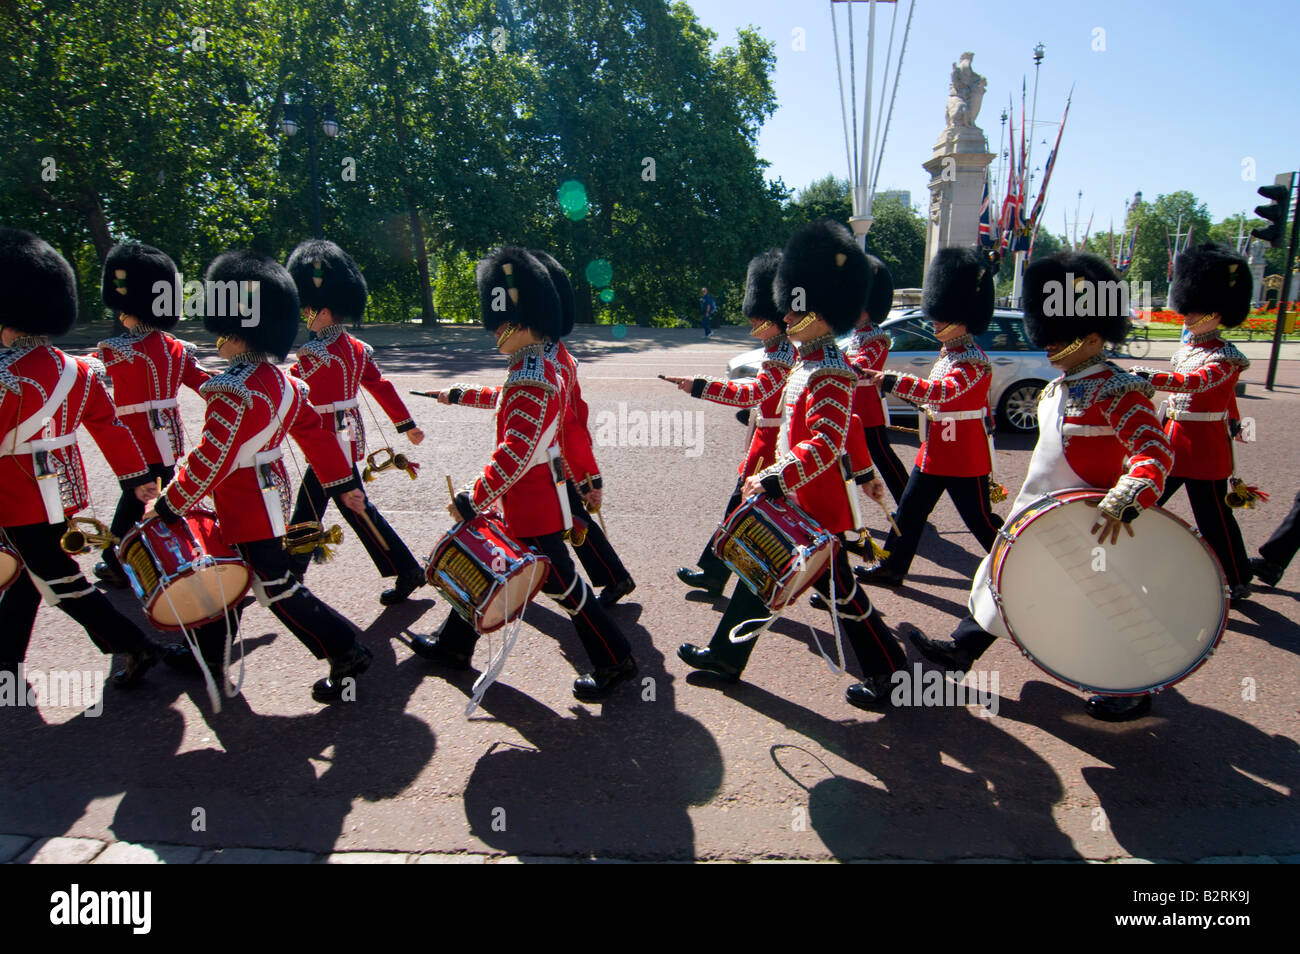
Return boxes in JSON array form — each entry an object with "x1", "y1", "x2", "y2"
[
  {"x1": 409, "y1": 389, "x2": 440, "y2": 399},
  {"x1": 875, "y1": 496, "x2": 901, "y2": 535},
  {"x1": 445, "y1": 474, "x2": 455, "y2": 502},
  {"x1": 583, "y1": 476, "x2": 609, "y2": 536},
  {"x1": 357, "y1": 508, "x2": 391, "y2": 551}
]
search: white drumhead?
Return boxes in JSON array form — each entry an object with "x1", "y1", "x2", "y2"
[
  {"x1": 996, "y1": 498, "x2": 1226, "y2": 694},
  {"x1": 151, "y1": 564, "x2": 251, "y2": 628},
  {"x1": 478, "y1": 559, "x2": 550, "y2": 633}
]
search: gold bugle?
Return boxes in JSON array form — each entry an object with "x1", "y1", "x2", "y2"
[{"x1": 60, "y1": 517, "x2": 118, "y2": 555}]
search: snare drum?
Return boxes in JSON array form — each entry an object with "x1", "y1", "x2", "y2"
[
  {"x1": 711, "y1": 495, "x2": 834, "y2": 612},
  {"x1": 0, "y1": 538, "x2": 22, "y2": 593},
  {"x1": 426, "y1": 511, "x2": 550, "y2": 634},
  {"x1": 119, "y1": 510, "x2": 252, "y2": 630},
  {"x1": 987, "y1": 489, "x2": 1227, "y2": 695}
]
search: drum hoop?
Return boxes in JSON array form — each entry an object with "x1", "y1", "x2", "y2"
[{"x1": 991, "y1": 489, "x2": 1228, "y2": 695}]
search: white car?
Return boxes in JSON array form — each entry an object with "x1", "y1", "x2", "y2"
[{"x1": 726, "y1": 308, "x2": 1054, "y2": 433}]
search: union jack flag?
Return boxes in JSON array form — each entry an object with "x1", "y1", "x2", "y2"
[{"x1": 979, "y1": 176, "x2": 995, "y2": 248}]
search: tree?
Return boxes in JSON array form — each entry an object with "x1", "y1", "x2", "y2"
[{"x1": 1121, "y1": 191, "x2": 1213, "y2": 298}]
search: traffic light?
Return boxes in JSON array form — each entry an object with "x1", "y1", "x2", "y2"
[{"x1": 1252, "y1": 174, "x2": 1293, "y2": 248}]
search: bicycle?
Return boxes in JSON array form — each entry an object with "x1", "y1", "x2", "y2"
[{"x1": 1106, "y1": 324, "x2": 1150, "y2": 359}]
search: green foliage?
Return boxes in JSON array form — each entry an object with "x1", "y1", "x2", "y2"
[
  {"x1": 432, "y1": 248, "x2": 480, "y2": 324},
  {"x1": 0, "y1": 0, "x2": 787, "y2": 328}
]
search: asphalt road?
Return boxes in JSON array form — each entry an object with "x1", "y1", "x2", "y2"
[{"x1": 2, "y1": 324, "x2": 1297, "y2": 862}]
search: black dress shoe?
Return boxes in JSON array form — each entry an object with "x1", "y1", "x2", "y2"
[
  {"x1": 94, "y1": 560, "x2": 129, "y2": 590},
  {"x1": 380, "y1": 574, "x2": 426, "y2": 606},
  {"x1": 312, "y1": 643, "x2": 373, "y2": 702},
  {"x1": 676, "y1": 567, "x2": 725, "y2": 596},
  {"x1": 110, "y1": 642, "x2": 164, "y2": 688},
  {"x1": 409, "y1": 632, "x2": 471, "y2": 670},
  {"x1": 855, "y1": 564, "x2": 902, "y2": 587},
  {"x1": 676, "y1": 643, "x2": 741, "y2": 682},
  {"x1": 1085, "y1": 693, "x2": 1152, "y2": 722},
  {"x1": 1249, "y1": 557, "x2": 1283, "y2": 588},
  {"x1": 1228, "y1": 582, "x2": 1253, "y2": 602},
  {"x1": 845, "y1": 673, "x2": 896, "y2": 711},
  {"x1": 899, "y1": 622, "x2": 977, "y2": 671},
  {"x1": 160, "y1": 643, "x2": 213, "y2": 677},
  {"x1": 599, "y1": 577, "x2": 636, "y2": 607},
  {"x1": 809, "y1": 592, "x2": 831, "y2": 612},
  {"x1": 573, "y1": 656, "x2": 638, "y2": 701}
]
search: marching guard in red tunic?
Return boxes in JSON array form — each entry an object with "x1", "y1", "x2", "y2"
[
  {"x1": 0, "y1": 229, "x2": 172, "y2": 686},
  {"x1": 845, "y1": 254, "x2": 908, "y2": 504},
  {"x1": 533, "y1": 250, "x2": 636, "y2": 607},
  {"x1": 1138, "y1": 243, "x2": 1254, "y2": 600},
  {"x1": 284, "y1": 240, "x2": 428, "y2": 605},
  {"x1": 678, "y1": 220, "x2": 906, "y2": 710},
  {"x1": 858, "y1": 247, "x2": 1003, "y2": 587},
  {"x1": 149, "y1": 251, "x2": 374, "y2": 703},
  {"x1": 669, "y1": 250, "x2": 797, "y2": 596},
  {"x1": 93, "y1": 243, "x2": 211, "y2": 588},
  {"x1": 906, "y1": 252, "x2": 1175, "y2": 721},
  {"x1": 411, "y1": 248, "x2": 636, "y2": 701}
]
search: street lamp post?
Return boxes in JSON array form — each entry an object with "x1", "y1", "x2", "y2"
[{"x1": 280, "y1": 85, "x2": 340, "y2": 240}]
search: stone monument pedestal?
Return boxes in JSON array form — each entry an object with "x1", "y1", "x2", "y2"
[{"x1": 923, "y1": 125, "x2": 994, "y2": 271}]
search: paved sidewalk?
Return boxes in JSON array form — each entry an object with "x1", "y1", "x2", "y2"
[{"x1": 4, "y1": 833, "x2": 1296, "y2": 864}]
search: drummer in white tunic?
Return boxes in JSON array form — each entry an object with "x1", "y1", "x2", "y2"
[{"x1": 902, "y1": 253, "x2": 1174, "y2": 722}]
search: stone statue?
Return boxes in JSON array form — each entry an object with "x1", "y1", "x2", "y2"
[{"x1": 944, "y1": 52, "x2": 986, "y2": 129}]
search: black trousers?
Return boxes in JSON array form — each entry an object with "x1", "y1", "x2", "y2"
[
  {"x1": 189, "y1": 536, "x2": 358, "y2": 664},
  {"x1": 863, "y1": 423, "x2": 909, "y2": 504},
  {"x1": 434, "y1": 530, "x2": 631, "y2": 671},
  {"x1": 567, "y1": 481, "x2": 631, "y2": 588},
  {"x1": 704, "y1": 543, "x2": 905, "y2": 678},
  {"x1": 0, "y1": 521, "x2": 153, "y2": 663},
  {"x1": 695, "y1": 485, "x2": 744, "y2": 584},
  {"x1": 879, "y1": 469, "x2": 1003, "y2": 576},
  {"x1": 1260, "y1": 489, "x2": 1300, "y2": 571},
  {"x1": 103, "y1": 463, "x2": 174, "y2": 574},
  {"x1": 289, "y1": 464, "x2": 422, "y2": 582},
  {"x1": 1158, "y1": 477, "x2": 1250, "y2": 587}
]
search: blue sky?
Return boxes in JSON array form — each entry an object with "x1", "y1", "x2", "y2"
[{"x1": 685, "y1": 0, "x2": 1298, "y2": 236}]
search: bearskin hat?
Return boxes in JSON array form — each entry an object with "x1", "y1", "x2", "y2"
[
  {"x1": 476, "y1": 247, "x2": 561, "y2": 341},
  {"x1": 101, "y1": 243, "x2": 180, "y2": 330},
  {"x1": 922, "y1": 246, "x2": 994, "y2": 335},
  {"x1": 1170, "y1": 242, "x2": 1252, "y2": 329},
  {"x1": 742, "y1": 250, "x2": 783, "y2": 322},
  {"x1": 286, "y1": 239, "x2": 367, "y2": 323},
  {"x1": 1022, "y1": 252, "x2": 1130, "y2": 348},
  {"x1": 202, "y1": 250, "x2": 301, "y2": 360},
  {"x1": 864, "y1": 254, "x2": 894, "y2": 324},
  {"x1": 774, "y1": 219, "x2": 871, "y2": 334},
  {"x1": 530, "y1": 250, "x2": 575, "y2": 338},
  {"x1": 0, "y1": 228, "x2": 78, "y2": 338}
]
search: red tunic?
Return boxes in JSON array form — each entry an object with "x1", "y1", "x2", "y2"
[
  {"x1": 1055, "y1": 359, "x2": 1172, "y2": 514},
  {"x1": 157, "y1": 357, "x2": 358, "y2": 544},
  {"x1": 0, "y1": 340, "x2": 150, "y2": 526},
  {"x1": 1147, "y1": 334, "x2": 1248, "y2": 481},
  {"x1": 462, "y1": 344, "x2": 564, "y2": 539},
  {"x1": 888, "y1": 336, "x2": 992, "y2": 477},
  {"x1": 289, "y1": 324, "x2": 415, "y2": 463},
  {"x1": 690, "y1": 336, "x2": 796, "y2": 477},
  {"x1": 757, "y1": 336, "x2": 865, "y2": 534},
  {"x1": 544, "y1": 340, "x2": 601, "y2": 487},
  {"x1": 97, "y1": 328, "x2": 210, "y2": 466},
  {"x1": 844, "y1": 326, "x2": 891, "y2": 429}
]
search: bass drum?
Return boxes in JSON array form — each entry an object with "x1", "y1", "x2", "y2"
[{"x1": 988, "y1": 489, "x2": 1227, "y2": 696}]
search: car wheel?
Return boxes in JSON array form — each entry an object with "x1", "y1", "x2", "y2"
[{"x1": 997, "y1": 380, "x2": 1044, "y2": 433}]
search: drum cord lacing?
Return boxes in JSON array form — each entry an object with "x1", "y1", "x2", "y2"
[
  {"x1": 156, "y1": 517, "x2": 243, "y2": 714},
  {"x1": 465, "y1": 551, "x2": 526, "y2": 716}
]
